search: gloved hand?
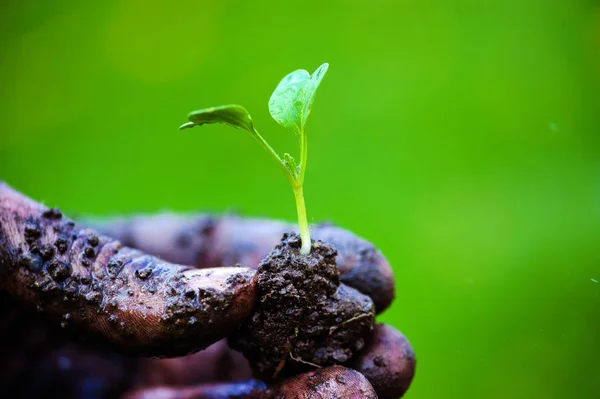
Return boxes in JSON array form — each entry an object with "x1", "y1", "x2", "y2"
[{"x1": 0, "y1": 182, "x2": 415, "y2": 399}]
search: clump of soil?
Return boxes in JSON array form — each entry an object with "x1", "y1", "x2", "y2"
[{"x1": 229, "y1": 233, "x2": 375, "y2": 380}]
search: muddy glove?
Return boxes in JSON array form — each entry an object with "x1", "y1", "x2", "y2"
[{"x1": 0, "y1": 182, "x2": 415, "y2": 399}]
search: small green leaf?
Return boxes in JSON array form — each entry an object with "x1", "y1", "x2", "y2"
[
  {"x1": 303, "y1": 63, "x2": 328, "y2": 126},
  {"x1": 283, "y1": 153, "x2": 299, "y2": 179},
  {"x1": 180, "y1": 104, "x2": 255, "y2": 133},
  {"x1": 268, "y1": 63, "x2": 329, "y2": 133}
]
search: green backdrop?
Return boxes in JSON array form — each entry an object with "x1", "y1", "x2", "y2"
[{"x1": 1, "y1": 1, "x2": 599, "y2": 397}]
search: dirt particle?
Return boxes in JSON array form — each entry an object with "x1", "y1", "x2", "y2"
[
  {"x1": 135, "y1": 266, "x2": 153, "y2": 281},
  {"x1": 80, "y1": 276, "x2": 91, "y2": 285},
  {"x1": 40, "y1": 244, "x2": 55, "y2": 261},
  {"x1": 19, "y1": 252, "x2": 43, "y2": 271},
  {"x1": 83, "y1": 246, "x2": 95, "y2": 258},
  {"x1": 54, "y1": 237, "x2": 69, "y2": 254},
  {"x1": 80, "y1": 256, "x2": 91, "y2": 267},
  {"x1": 85, "y1": 291, "x2": 102, "y2": 304},
  {"x1": 127, "y1": 290, "x2": 134, "y2": 297},
  {"x1": 42, "y1": 208, "x2": 63, "y2": 220},
  {"x1": 63, "y1": 281, "x2": 78, "y2": 302},
  {"x1": 41, "y1": 280, "x2": 60, "y2": 295},
  {"x1": 46, "y1": 259, "x2": 71, "y2": 282},
  {"x1": 24, "y1": 223, "x2": 41, "y2": 242},
  {"x1": 373, "y1": 356, "x2": 384, "y2": 367},
  {"x1": 87, "y1": 234, "x2": 99, "y2": 247},
  {"x1": 107, "y1": 259, "x2": 123, "y2": 278},
  {"x1": 226, "y1": 271, "x2": 252, "y2": 286},
  {"x1": 184, "y1": 288, "x2": 196, "y2": 299},
  {"x1": 335, "y1": 375, "x2": 346, "y2": 384}
]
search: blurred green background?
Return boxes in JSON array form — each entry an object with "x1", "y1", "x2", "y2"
[{"x1": 1, "y1": 0, "x2": 600, "y2": 397}]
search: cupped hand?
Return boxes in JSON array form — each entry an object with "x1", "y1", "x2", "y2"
[{"x1": 0, "y1": 182, "x2": 415, "y2": 399}]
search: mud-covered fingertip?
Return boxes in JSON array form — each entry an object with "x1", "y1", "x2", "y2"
[
  {"x1": 183, "y1": 266, "x2": 258, "y2": 321},
  {"x1": 357, "y1": 249, "x2": 395, "y2": 312},
  {"x1": 155, "y1": 267, "x2": 259, "y2": 356},
  {"x1": 351, "y1": 324, "x2": 416, "y2": 399},
  {"x1": 273, "y1": 366, "x2": 377, "y2": 399}
]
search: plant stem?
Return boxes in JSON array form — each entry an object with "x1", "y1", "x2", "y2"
[
  {"x1": 299, "y1": 129, "x2": 308, "y2": 185},
  {"x1": 293, "y1": 185, "x2": 311, "y2": 255},
  {"x1": 253, "y1": 126, "x2": 311, "y2": 255}
]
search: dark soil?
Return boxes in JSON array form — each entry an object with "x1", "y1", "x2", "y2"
[{"x1": 229, "y1": 233, "x2": 375, "y2": 380}]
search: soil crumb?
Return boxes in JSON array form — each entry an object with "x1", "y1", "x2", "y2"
[{"x1": 229, "y1": 233, "x2": 375, "y2": 380}]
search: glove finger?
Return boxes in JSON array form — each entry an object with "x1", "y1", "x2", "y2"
[
  {"x1": 123, "y1": 366, "x2": 376, "y2": 399},
  {"x1": 0, "y1": 183, "x2": 257, "y2": 357},
  {"x1": 134, "y1": 323, "x2": 416, "y2": 398},
  {"x1": 122, "y1": 380, "x2": 266, "y2": 399},
  {"x1": 350, "y1": 323, "x2": 416, "y2": 399},
  {"x1": 270, "y1": 365, "x2": 377, "y2": 398},
  {"x1": 92, "y1": 214, "x2": 394, "y2": 313},
  {"x1": 137, "y1": 339, "x2": 252, "y2": 387}
]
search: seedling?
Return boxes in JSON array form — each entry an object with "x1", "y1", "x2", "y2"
[{"x1": 180, "y1": 63, "x2": 329, "y2": 255}]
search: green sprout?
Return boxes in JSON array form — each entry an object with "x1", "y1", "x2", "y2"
[{"x1": 179, "y1": 63, "x2": 329, "y2": 255}]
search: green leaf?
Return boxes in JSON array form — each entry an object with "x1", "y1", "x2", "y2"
[
  {"x1": 268, "y1": 63, "x2": 329, "y2": 133},
  {"x1": 179, "y1": 104, "x2": 255, "y2": 133},
  {"x1": 283, "y1": 153, "x2": 299, "y2": 179},
  {"x1": 179, "y1": 122, "x2": 195, "y2": 130}
]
